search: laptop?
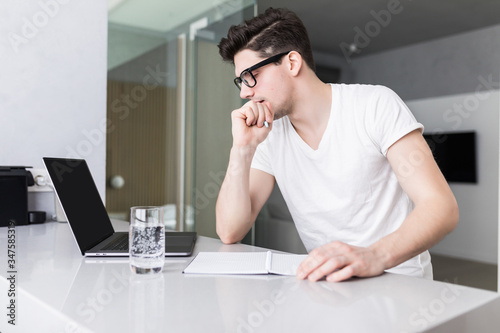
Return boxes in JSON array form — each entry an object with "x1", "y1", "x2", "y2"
[{"x1": 43, "y1": 157, "x2": 196, "y2": 257}]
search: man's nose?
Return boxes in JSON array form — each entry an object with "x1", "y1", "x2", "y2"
[{"x1": 240, "y1": 84, "x2": 255, "y2": 99}]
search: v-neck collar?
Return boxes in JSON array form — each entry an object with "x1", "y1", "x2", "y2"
[{"x1": 285, "y1": 84, "x2": 334, "y2": 156}]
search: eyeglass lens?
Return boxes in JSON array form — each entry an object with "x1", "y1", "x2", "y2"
[{"x1": 240, "y1": 71, "x2": 255, "y2": 88}]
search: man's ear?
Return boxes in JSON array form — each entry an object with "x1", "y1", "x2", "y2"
[{"x1": 286, "y1": 51, "x2": 303, "y2": 77}]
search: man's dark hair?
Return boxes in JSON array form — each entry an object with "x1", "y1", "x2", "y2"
[{"x1": 218, "y1": 7, "x2": 315, "y2": 71}]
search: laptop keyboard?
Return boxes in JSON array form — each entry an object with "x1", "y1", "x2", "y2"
[{"x1": 102, "y1": 234, "x2": 128, "y2": 251}]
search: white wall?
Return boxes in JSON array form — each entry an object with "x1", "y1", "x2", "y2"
[
  {"x1": 351, "y1": 25, "x2": 500, "y2": 101},
  {"x1": 0, "y1": 0, "x2": 108, "y2": 213},
  {"x1": 407, "y1": 91, "x2": 500, "y2": 264}
]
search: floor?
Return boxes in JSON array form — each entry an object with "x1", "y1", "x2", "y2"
[{"x1": 431, "y1": 253, "x2": 498, "y2": 292}]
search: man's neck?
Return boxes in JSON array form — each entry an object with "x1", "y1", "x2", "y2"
[{"x1": 288, "y1": 77, "x2": 332, "y2": 150}]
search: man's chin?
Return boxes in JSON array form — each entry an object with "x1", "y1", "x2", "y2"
[{"x1": 273, "y1": 110, "x2": 287, "y2": 120}]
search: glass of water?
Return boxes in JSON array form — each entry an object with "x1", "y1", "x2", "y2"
[{"x1": 129, "y1": 206, "x2": 165, "y2": 274}]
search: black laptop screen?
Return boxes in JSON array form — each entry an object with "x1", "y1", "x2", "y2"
[{"x1": 44, "y1": 158, "x2": 114, "y2": 254}]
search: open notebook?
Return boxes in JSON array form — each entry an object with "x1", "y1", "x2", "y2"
[{"x1": 183, "y1": 251, "x2": 307, "y2": 276}]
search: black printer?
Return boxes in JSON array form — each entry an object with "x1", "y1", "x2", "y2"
[{"x1": 0, "y1": 166, "x2": 34, "y2": 227}]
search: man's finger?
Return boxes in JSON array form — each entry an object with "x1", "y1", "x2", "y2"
[
  {"x1": 307, "y1": 256, "x2": 347, "y2": 282},
  {"x1": 326, "y1": 264, "x2": 355, "y2": 282},
  {"x1": 296, "y1": 248, "x2": 337, "y2": 279},
  {"x1": 265, "y1": 104, "x2": 273, "y2": 124},
  {"x1": 297, "y1": 255, "x2": 324, "y2": 279},
  {"x1": 256, "y1": 102, "x2": 267, "y2": 127},
  {"x1": 240, "y1": 105, "x2": 257, "y2": 126}
]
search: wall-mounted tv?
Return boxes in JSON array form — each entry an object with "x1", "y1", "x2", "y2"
[{"x1": 423, "y1": 131, "x2": 477, "y2": 183}]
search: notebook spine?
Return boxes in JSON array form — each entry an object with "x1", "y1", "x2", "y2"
[{"x1": 265, "y1": 251, "x2": 272, "y2": 273}]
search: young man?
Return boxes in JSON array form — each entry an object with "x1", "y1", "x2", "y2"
[{"x1": 215, "y1": 7, "x2": 458, "y2": 282}]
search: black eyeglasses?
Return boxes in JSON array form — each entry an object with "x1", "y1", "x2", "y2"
[{"x1": 234, "y1": 51, "x2": 291, "y2": 90}]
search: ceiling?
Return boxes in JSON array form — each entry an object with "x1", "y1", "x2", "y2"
[
  {"x1": 258, "y1": 0, "x2": 500, "y2": 58},
  {"x1": 108, "y1": 0, "x2": 218, "y2": 33},
  {"x1": 108, "y1": 0, "x2": 500, "y2": 59}
]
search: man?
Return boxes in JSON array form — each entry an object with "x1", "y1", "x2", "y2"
[{"x1": 215, "y1": 7, "x2": 458, "y2": 282}]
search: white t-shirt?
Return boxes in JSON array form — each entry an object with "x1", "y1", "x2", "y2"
[{"x1": 251, "y1": 84, "x2": 432, "y2": 279}]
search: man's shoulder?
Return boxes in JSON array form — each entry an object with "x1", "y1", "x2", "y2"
[
  {"x1": 333, "y1": 83, "x2": 396, "y2": 97},
  {"x1": 333, "y1": 84, "x2": 403, "y2": 111}
]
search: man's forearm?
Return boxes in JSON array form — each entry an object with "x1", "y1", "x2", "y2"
[
  {"x1": 374, "y1": 130, "x2": 460, "y2": 273},
  {"x1": 216, "y1": 146, "x2": 256, "y2": 243},
  {"x1": 369, "y1": 196, "x2": 459, "y2": 271}
]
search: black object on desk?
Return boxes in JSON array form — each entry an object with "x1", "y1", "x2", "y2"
[{"x1": 0, "y1": 166, "x2": 34, "y2": 227}]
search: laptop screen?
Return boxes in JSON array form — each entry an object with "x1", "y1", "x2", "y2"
[{"x1": 44, "y1": 158, "x2": 114, "y2": 254}]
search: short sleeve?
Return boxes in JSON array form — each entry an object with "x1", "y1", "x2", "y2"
[
  {"x1": 365, "y1": 86, "x2": 424, "y2": 156},
  {"x1": 251, "y1": 141, "x2": 274, "y2": 176}
]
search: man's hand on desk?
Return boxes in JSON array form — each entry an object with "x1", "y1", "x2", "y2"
[{"x1": 296, "y1": 241, "x2": 387, "y2": 282}]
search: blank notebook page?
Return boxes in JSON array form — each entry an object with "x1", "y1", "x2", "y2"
[
  {"x1": 269, "y1": 253, "x2": 308, "y2": 275},
  {"x1": 183, "y1": 252, "x2": 269, "y2": 274}
]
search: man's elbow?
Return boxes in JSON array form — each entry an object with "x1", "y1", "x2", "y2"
[
  {"x1": 217, "y1": 229, "x2": 242, "y2": 244},
  {"x1": 444, "y1": 197, "x2": 459, "y2": 234},
  {"x1": 219, "y1": 235, "x2": 239, "y2": 245},
  {"x1": 216, "y1": 221, "x2": 243, "y2": 244}
]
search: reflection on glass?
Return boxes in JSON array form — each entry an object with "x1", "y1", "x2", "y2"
[{"x1": 128, "y1": 273, "x2": 165, "y2": 332}]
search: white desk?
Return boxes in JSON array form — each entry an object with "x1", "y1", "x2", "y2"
[{"x1": 1, "y1": 221, "x2": 499, "y2": 333}]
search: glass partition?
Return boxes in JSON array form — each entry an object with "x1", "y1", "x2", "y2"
[{"x1": 106, "y1": 0, "x2": 256, "y2": 234}]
